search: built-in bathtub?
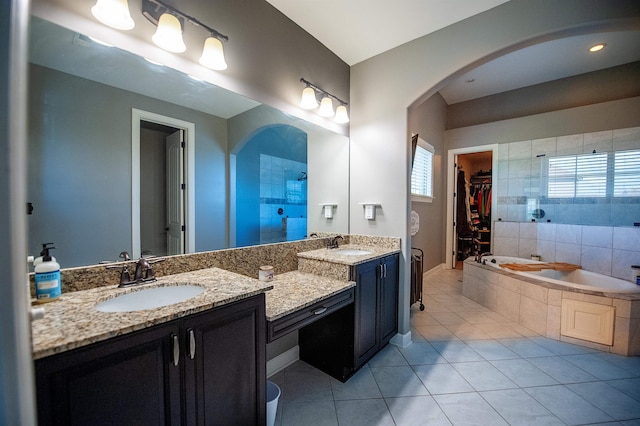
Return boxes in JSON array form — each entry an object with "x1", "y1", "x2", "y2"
[
  {"x1": 463, "y1": 256, "x2": 640, "y2": 356},
  {"x1": 482, "y1": 255, "x2": 640, "y2": 294}
]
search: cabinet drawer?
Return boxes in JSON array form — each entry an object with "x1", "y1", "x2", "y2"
[{"x1": 268, "y1": 288, "x2": 354, "y2": 342}]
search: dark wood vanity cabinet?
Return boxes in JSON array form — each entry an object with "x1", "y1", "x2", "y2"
[
  {"x1": 35, "y1": 295, "x2": 266, "y2": 426},
  {"x1": 354, "y1": 254, "x2": 399, "y2": 365},
  {"x1": 300, "y1": 254, "x2": 399, "y2": 382}
]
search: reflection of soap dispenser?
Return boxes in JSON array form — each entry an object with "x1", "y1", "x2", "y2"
[{"x1": 35, "y1": 244, "x2": 61, "y2": 303}]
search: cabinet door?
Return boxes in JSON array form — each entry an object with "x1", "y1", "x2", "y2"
[
  {"x1": 379, "y1": 254, "x2": 399, "y2": 345},
  {"x1": 354, "y1": 259, "x2": 379, "y2": 366},
  {"x1": 35, "y1": 322, "x2": 182, "y2": 426},
  {"x1": 183, "y1": 295, "x2": 266, "y2": 426}
]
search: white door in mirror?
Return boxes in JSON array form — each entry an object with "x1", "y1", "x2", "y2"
[{"x1": 96, "y1": 285, "x2": 205, "y2": 312}]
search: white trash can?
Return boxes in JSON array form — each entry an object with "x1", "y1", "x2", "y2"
[{"x1": 266, "y1": 380, "x2": 281, "y2": 426}]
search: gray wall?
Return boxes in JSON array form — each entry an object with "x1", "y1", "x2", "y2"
[
  {"x1": 445, "y1": 97, "x2": 640, "y2": 150},
  {"x1": 408, "y1": 93, "x2": 448, "y2": 271},
  {"x1": 350, "y1": 0, "x2": 640, "y2": 345},
  {"x1": 447, "y1": 61, "x2": 640, "y2": 129}
]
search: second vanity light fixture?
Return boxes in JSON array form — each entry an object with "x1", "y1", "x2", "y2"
[
  {"x1": 90, "y1": 0, "x2": 228, "y2": 70},
  {"x1": 300, "y1": 78, "x2": 349, "y2": 124}
]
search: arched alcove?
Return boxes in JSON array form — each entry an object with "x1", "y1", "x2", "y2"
[{"x1": 234, "y1": 124, "x2": 308, "y2": 247}]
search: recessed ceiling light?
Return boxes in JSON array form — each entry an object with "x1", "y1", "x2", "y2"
[{"x1": 589, "y1": 43, "x2": 606, "y2": 53}]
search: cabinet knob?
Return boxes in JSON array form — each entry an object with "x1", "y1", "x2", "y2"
[
  {"x1": 188, "y1": 329, "x2": 196, "y2": 359},
  {"x1": 172, "y1": 334, "x2": 180, "y2": 366}
]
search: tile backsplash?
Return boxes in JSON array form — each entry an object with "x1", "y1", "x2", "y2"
[{"x1": 493, "y1": 221, "x2": 640, "y2": 281}]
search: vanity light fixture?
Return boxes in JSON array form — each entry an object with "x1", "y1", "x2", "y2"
[
  {"x1": 334, "y1": 105, "x2": 349, "y2": 124},
  {"x1": 142, "y1": 0, "x2": 229, "y2": 68},
  {"x1": 318, "y1": 97, "x2": 334, "y2": 117},
  {"x1": 299, "y1": 78, "x2": 349, "y2": 123},
  {"x1": 589, "y1": 43, "x2": 606, "y2": 52},
  {"x1": 199, "y1": 36, "x2": 227, "y2": 70},
  {"x1": 152, "y1": 12, "x2": 186, "y2": 53},
  {"x1": 91, "y1": 0, "x2": 135, "y2": 31},
  {"x1": 300, "y1": 86, "x2": 319, "y2": 109}
]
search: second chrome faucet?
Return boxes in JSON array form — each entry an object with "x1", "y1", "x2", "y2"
[{"x1": 327, "y1": 235, "x2": 344, "y2": 249}]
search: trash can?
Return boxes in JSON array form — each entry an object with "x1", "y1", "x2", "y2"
[{"x1": 266, "y1": 380, "x2": 281, "y2": 426}]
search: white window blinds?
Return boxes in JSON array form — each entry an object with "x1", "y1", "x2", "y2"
[
  {"x1": 547, "y1": 153, "x2": 607, "y2": 198},
  {"x1": 614, "y1": 149, "x2": 640, "y2": 197},
  {"x1": 411, "y1": 140, "x2": 434, "y2": 198}
]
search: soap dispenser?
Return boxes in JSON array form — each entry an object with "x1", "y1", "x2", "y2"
[
  {"x1": 33, "y1": 242, "x2": 56, "y2": 268},
  {"x1": 34, "y1": 244, "x2": 61, "y2": 303}
]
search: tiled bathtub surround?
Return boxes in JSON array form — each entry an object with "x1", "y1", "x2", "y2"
[
  {"x1": 495, "y1": 126, "x2": 640, "y2": 226},
  {"x1": 493, "y1": 221, "x2": 640, "y2": 281},
  {"x1": 34, "y1": 234, "x2": 401, "y2": 295},
  {"x1": 463, "y1": 258, "x2": 640, "y2": 356}
]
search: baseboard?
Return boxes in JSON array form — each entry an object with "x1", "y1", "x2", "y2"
[
  {"x1": 390, "y1": 331, "x2": 412, "y2": 348},
  {"x1": 267, "y1": 345, "x2": 299, "y2": 378},
  {"x1": 424, "y1": 263, "x2": 445, "y2": 277}
]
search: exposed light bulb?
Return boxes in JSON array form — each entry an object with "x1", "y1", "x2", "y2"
[
  {"x1": 152, "y1": 13, "x2": 186, "y2": 53},
  {"x1": 91, "y1": 0, "x2": 135, "y2": 30},
  {"x1": 300, "y1": 87, "x2": 318, "y2": 109},
  {"x1": 318, "y1": 97, "x2": 334, "y2": 117},
  {"x1": 199, "y1": 37, "x2": 228, "y2": 70},
  {"x1": 334, "y1": 105, "x2": 349, "y2": 123}
]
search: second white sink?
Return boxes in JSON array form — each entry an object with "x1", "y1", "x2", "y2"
[
  {"x1": 334, "y1": 249, "x2": 373, "y2": 256},
  {"x1": 96, "y1": 285, "x2": 205, "y2": 312}
]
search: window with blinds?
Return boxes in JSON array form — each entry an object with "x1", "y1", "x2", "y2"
[
  {"x1": 411, "y1": 139, "x2": 434, "y2": 199},
  {"x1": 546, "y1": 149, "x2": 640, "y2": 198},
  {"x1": 614, "y1": 150, "x2": 640, "y2": 197}
]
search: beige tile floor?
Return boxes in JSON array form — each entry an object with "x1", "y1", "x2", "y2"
[
  {"x1": 412, "y1": 268, "x2": 540, "y2": 343},
  {"x1": 270, "y1": 268, "x2": 640, "y2": 426}
]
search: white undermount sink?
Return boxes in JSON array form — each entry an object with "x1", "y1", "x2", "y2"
[
  {"x1": 96, "y1": 285, "x2": 205, "y2": 312},
  {"x1": 334, "y1": 249, "x2": 373, "y2": 256}
]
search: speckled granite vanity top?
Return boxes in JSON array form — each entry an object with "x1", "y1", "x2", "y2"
[
  {"x1": 297, "y1": 244, "x2": 400, "y2": 265},
  {"x1": 264, "y1": 271, "x2": 355, "y2": 321},
  {"x1": 31, "y1": 267, "x2": 272, "y2": 359}
]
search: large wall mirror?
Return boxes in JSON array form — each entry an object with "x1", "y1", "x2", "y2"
[{"x1": 27, "y1": 16, "x2": 350, "y2": 268}]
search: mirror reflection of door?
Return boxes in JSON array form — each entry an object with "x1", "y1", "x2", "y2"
[
  {"x1": 140, "y1": 121, "x2": 185, "y2": 257},
  {"x1": 166, "y1": 130, "x2": 185, "y2": 255}
]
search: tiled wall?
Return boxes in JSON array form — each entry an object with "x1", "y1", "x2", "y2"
[
  {"x1": 495, "y1": 126, "x2": 640, "y2": 226},
  {"x1": 259, "y1": 154, "x2": 308, "y2": 244},
  {"x1": 493, "y1": 221, "x2": 640, "y2": 281}
]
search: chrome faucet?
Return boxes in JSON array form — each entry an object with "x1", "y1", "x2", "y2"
[
  {"x1": 328, "y1": 235, "x2": 344, "y2": 249},
  {"x1": 106, "y1": 252, "x2": 164, "y2": 287},
  {"x1": 476, "y1": 252, "x2": 493, "y2": 264}
]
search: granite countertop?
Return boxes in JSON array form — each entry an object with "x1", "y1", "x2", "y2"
[
  {"x1": 264, "y1": 271, "x2": 356, "y2": 321},
  {"x1": 297, "y1": 244, "x2": 400, "y2": 266},
  {"x1": 31, "y1": 267, "x2": 272, "y2": 360}
]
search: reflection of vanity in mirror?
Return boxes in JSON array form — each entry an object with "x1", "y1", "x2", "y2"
[{"x1": 27, "y1": 16, "x2": 350, "y2": 268}]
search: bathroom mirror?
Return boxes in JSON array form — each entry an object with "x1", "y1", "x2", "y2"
[{"x1": 27, "y1": 17, "x2": 350, "y2": 267}]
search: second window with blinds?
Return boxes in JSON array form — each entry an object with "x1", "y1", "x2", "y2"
[{"x1": 411, "y1": 137, "x2": 435, "y2": 203}]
